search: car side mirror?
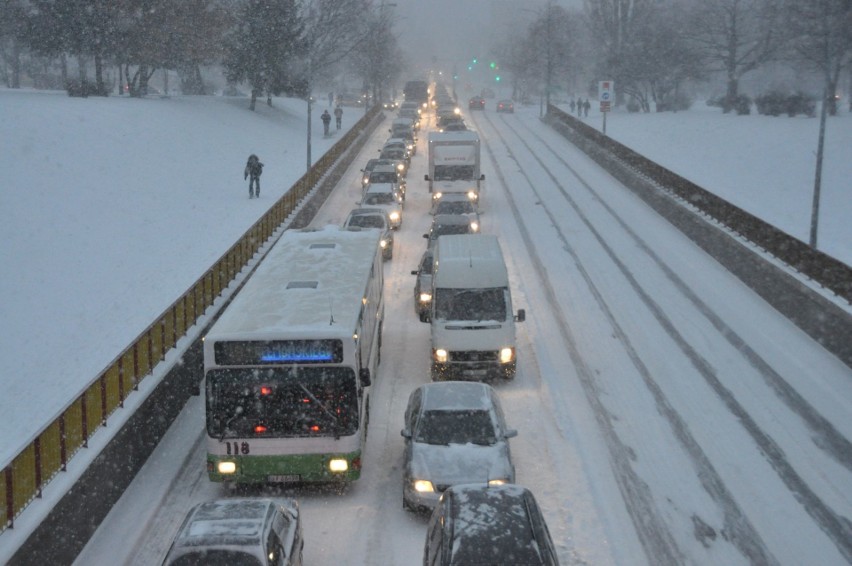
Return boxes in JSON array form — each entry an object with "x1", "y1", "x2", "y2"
[
  {"x1": 515, "y1": 309, "x2": 525, "y2": 322},
  {"x1": 359, "y1": 368, "x2": 371, "y2": 388},
  {"x1": 423, "y1": 234, "x2": 429, "y2": 239},
  {"x1": 424, "y1": 174, "x2": 430, "y2": 181},
  {"x1": 401, "y1": 429, "x2": 411, "y2": 439},
  {"x1": 504, "y1": 429, "x2": 518, "y2": 439},
  {"x1": 411, "y1": 270, "x2": 419, "y2": 275}
]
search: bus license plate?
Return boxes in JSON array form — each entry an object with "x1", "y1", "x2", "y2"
[{"x1": 268, "y1": 475, "x2": 301, "y2": 482}]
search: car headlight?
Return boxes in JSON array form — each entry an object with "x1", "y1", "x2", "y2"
[
  {"x1": 419, "y1": 292, "x2": 432, "y2": 304},
  {"x1": 470, "y1": 221, "x2": 479, "y2": 232},
  {"x1": 380, "y1": 239, "x2": 388, "y2": 249},
  {"x1": 413, "y1": 480, "x2": 435, "y2": 493},
  {"x1": 467, "y1": 191, "x2": 478, "y2": 201},
  {"x1": 218, "y1": 461, "x2": 237, "y2": 475},
  {"x1": 329, "y1": 458, "x2": 349, "y2": 472},
  {"x1": 363, "y1": 176, "x2": 369, "y2": 185},
  {"x1": 397, "y1": 164, "x2": 405, "y2": 172},
  {"x1": 454, "y1": 107, "x2": 461, "y2": 115},
  {"x1": 499, "y1": 347, "x2": 515, "y2": 364},
  {"x1": 433, "y1": 192, "x2": 442, "y2": 201},
  {"x1": 434, "y1": 348, "x2": 448, "y2": 363},
  {"x1": 389, "y1": 211, "x2": 400, "y2": 221}
]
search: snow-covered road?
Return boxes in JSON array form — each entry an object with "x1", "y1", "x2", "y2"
[{"x1": 76, "y1": 105, "x2": 852, "y2": 566}]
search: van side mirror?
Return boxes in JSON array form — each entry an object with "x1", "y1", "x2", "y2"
[
  {"x1": 515, "y1": 309, "x2": 525, "y2": 322},
  {"x1": 504, "y1": 429, "x2": 518, "y2": 439},
  {"x1": 424, "y1": 174, "x2": 430, "y2": 181},
  {"x1": 401, "y1": 429, "x2": 411, "y2": 439},
  {"x1": 359, "y1": 368, "x2": 371, "y2": 387}
]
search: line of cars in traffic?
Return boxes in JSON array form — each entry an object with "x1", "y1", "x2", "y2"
[
  {"x1": 398, "y1": 83, "x2": 558, "y2": 565},
  {"x1": 160, "y1": 83, "x2": 556, "y2": 566}
]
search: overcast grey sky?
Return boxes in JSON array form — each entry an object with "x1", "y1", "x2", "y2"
[{"x1": 389, "y1": 0, "x2": 581, "y2": 78}]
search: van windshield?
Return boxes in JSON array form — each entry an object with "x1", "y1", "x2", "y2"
[{"x1": 434, "y1": 288, "x2": 506, "y2": 321}]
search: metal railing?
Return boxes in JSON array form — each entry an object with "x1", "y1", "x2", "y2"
[{"x1": 1, "y1": 105, "x2": 383, "y2": 533}]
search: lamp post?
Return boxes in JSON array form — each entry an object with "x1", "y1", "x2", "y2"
[{"x1": 306, "y1": 95, "x2": 314, "y2": 172}]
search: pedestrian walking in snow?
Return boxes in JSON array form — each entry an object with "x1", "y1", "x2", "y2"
[
  {"x1": 244, "y1": 154, "x2": 263, "y2": 198},
  {"x1": 570, "y1": 99, "x2": 576, "y2": 113},
  {"x1": 577, "y1": 99, "x2": 583, "y2": 117},
  {"x1": 583, "y1": 98, "x2": 590, "y2": 117},
  {"x1": 321, "y1": 109, "x2": 332, "y2": 136},
  {"x1": 334, "y1": 106, "x2": 343, "y2": 130}
]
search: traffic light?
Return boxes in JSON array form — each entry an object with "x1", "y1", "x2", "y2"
[
  {"x1": 489, "y1": 62, "x2": 496, "y2": 69},
  {"x1": 472, "y1": 58, "x2": 478, "y2": 64},
  {"x1": 495, "y1": 75, "x2": 501, "y2": 82}
]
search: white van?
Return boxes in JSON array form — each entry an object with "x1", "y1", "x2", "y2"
[{"x1": 427, "y1": 235, "x2": 525, "y2": 380}]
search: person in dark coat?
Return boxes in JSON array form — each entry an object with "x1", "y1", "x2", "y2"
[
  {"x1": 334, "y1": 106, "x2": 343, "y2": 130},
  {"x1": 244, "y1": 154, "x2": 263, "y2": 198},
  {"x1": 583, "y1": 98, "x2": 591, "y2": 117},
  {"x1": 570, "y1": 99, "x2": 576, "y2": 113},
  {"x1": 577, "y1": 98, "x2": 583, "y2": 117},
  {"x1": 321, "y1": 109, "x2": 332, "y2": 135}
]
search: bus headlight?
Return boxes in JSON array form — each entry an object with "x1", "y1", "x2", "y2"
[
  {"x1": 434, "y1": 348, "x2": 448, "y2": 363},
  {"x1": 414, "y1": 480, "x2": 435, "y2": 493},
  {"x1": 499, "y1": 347, "x2": 515, "y2": 364},
  {"x1": 218, "y1": 461, "x2": 237, "y2": 475},
  {"x1": 329, "y1": 458, "x2": 349, "y2": 472},
  {"x1": 419, "y1": 292, "x2": 432, "y2": 304}
]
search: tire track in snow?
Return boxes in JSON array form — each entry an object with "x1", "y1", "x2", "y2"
[
  {"x1": 517, "y1": 117, "x2": 852, "y2": 477},
  {"x1": 486, "y1": 110, "x2": 852, "y2": 563},
  {"x1": 471, "y1": 112, "x2": 685, "y2": 566}
]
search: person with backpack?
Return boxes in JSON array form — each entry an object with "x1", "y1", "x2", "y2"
[
  {"x1": 334, "y1": 105, "x2": 343, "y2": 130},
  {"x1": 583, "y1": 98, "x2": 591, "y2": 117},
  {"x1": 244, "y1": 154, "x2": 263, "y2": 198},
  {"x1": 321, "y1": 109, "x2": 332, "y2": 135}
]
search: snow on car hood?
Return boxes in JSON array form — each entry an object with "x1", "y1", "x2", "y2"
[{"x1": 409, "y1": 442, "x2": 512, "y2": 485}]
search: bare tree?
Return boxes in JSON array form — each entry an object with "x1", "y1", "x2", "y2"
[
  {"x1": 687, "y1": 0, "x2": 784, "y2": 111},
  {"x1": 584, "y1": 0, "x2": 660, "y2": 104},
  {"x1": 785, "y1": 0, "x2": 852, "y2": 115}
]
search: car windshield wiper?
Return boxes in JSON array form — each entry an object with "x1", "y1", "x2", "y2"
[{"x1": 298, "y1": 384, "x2": 341, "y2": 438}]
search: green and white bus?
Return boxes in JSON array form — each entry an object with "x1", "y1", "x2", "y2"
[{"x1": 204, "y1": 226, "x2": 384, "y2": 484}]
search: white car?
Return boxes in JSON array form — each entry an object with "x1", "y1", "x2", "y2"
[
  {"x1": 401, "y1": 382, "x2": 517, "y2": 512},
  {"x1": 359, "y1": 182, "x2": 403, "y2": 229},
  {"x1": 343, "y1": 207, "x2": 394, "y2": 260}
]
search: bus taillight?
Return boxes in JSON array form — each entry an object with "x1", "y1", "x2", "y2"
[{"x1": 254, "y1": 424, "x2": 267, "y2": 434}]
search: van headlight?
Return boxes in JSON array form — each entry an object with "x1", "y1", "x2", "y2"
[
  {"x1": 467, "y1": 191, "x2": 478, "y2": 201},
  {"x1": 218, "y1": 461, "x2": 237, "y2": 475},
  {"x1": 419, "y1": 292, "x2": 432, "y2": 304},
  {"x1": 413, "y1": 480, "x2": 435, "y2": 493},
  {"x1": 389, "y1": 211, "x2": 400, "y2": 222},
  {"x1": 499, "y1": 347, "x2": 515, "y2": 364},
  {"x1": 470, "y1": 221, "x2": 479, "y2": 232},
  {"x1": 434, "y1": 348, "x2": 448, "y2": 363},
  {"x1": 329, "y1": 458, "x2": 349, "y2": 472}
]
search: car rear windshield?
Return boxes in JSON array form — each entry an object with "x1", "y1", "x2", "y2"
[
  {"x1": 348, "y1": 215, "x2": 385, "y2": 229},
  {"x1": 168, "y1": 549, "x2": 262, "y2": 566},
  {"x1": 363, "y1": 192, "x2": 395, "y2": 205}
]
